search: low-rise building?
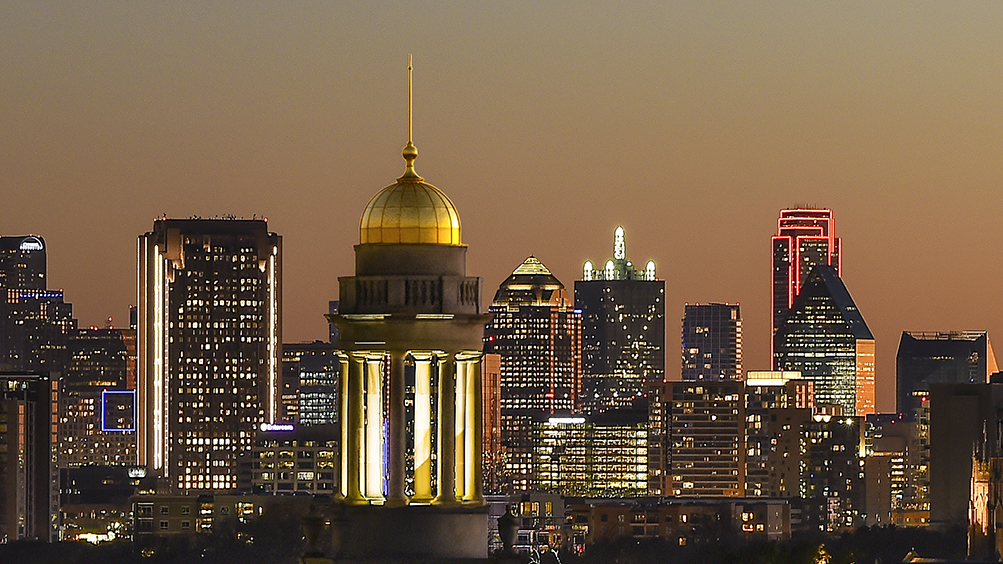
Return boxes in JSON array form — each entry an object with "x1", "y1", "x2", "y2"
[{"x1": 250, "y1": 423, "x2": 338, "y2": 495}]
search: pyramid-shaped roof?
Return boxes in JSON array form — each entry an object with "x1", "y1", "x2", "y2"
[{"x1": 787, "y1": 264, "x2": 873, "y2": 340}]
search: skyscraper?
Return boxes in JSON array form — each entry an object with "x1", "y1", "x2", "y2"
[
  {"x1": 772, "y1": 208, "x2": 841, "y2": 363},
  {"x1": 653, "y1": 380, "x2": 746, "y2": 497},
  {"x1": 774, "y1": 265, "x2": 875, "y2": 416},
  {"x1": 485, "y1": 256, "x2": 581, "y2": 414},
  {"x1": 744, "y1": 371, "x2": 813, "y2": 497},
  {"x1": 0, "y1": 234, "x2": 76, "y2": 374},
  {"x1": 576, "y1": 227, "x2": 664, "y2": 416},
  {"x1": 896, "y1": 331, "x2": 997, "y2": 415},
  {"x1": 0, "y1": 235, "x2": 46, "y2": 290},
  {"x1": 681, "y1": 302, "x2": 742, "y2": 381},
  {"x1": 137, "y1": 218, "x2": 281, "y2": 492},
  {"x1": 483, "y1": 256, "x2": 582, "y2": 491}
]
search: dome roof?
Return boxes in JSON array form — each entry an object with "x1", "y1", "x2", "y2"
[{"x1": 359, "y1": 142, "x2": 461, "y2": 245}]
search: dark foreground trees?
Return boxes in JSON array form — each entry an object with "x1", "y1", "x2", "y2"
[
  {"x1": 0, "y1": 522, "x2": 965, "y2": 564},
  {"x1": 569, "y1": 524, "x2": 967, "y2": 564}
]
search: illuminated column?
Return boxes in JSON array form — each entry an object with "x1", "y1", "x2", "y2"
[
  {"x1": 433, "y1": 354, "x2": 458, "y2": 505},
  {"x1": 345, "y1": 353, "x2": 367, "y2": 505},
  {"x1": 454, "y1": 357, "x2": 467, "y2": 500},
  {"x1": 462, "y1": 352, "x2": 484, "y2": 505},
  {"x1": 411, "y1": 351, "x2": 435, "y2": 503},
  {"x1": 386, "y1": 351, "x2": 407, "y2": 506},
  {"x1": 364, "y1": 353, "x2": 385, "y2": 502},
  {"x1": 336, "y1": 353, "x2": 349, "y2": 501}
]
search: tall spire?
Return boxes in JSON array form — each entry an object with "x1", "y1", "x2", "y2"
[{"x1": 400, "y1": 54, "x2": 421, "y2": 180}]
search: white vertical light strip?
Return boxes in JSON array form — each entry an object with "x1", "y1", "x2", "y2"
[
  {"x1": 137, "y1": 236, "x2": 144, "y2": 466},
  {"x1": 338, "y1": 353, "x2": 350, "y2": 497},
  {"x1": 268, "y1": 251, "x2": 276, "y2": 422},
  {"x1": 152, "y1": 245, "x2": 163, "y2": 471}
]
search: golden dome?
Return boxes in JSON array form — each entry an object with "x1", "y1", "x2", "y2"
[{"x1": 359, "y1": 142, "x2": 462, "y2": 245}]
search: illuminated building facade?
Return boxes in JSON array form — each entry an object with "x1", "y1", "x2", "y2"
[
  {"x1": 863, "y1": 413, "x2": 928, "y2": 526},
  {"x1": 774, "y1": 265, "x2": 875, "y2": 416},
  {"x1": 0, "y1": 235, "x2": 46, "y2": 290},
  {"x1": 138, "y1": 219, "x2": 282, "y2": 493},
  {"x1": 772, "y1": 208, "x2": 841, "y2": 362},
  {"x1": 250, "y1": 424, "x2": 338, "y2": 494},
  {"x1": 0, "y1": 373, "x2": 58, "y2": 542},
  {"x1": 533, "y1": 415, "x2": 647, "y2": 497},
  {"x1": 60, "y1": 464, "x2": 151, "y2": 543},
  {"x1": 744, "y1": 371, "x2": 812, "y2": 497},
  {"x1": 322, "y1": 58, "x2": 492, "y2": 558},
  {"x1": 896, "y1": 331, "x2": 997, "y2": 415},
  {"x1": 803, "y1": 415, "x2": 865, "y2": 530},
  {"x1": 651, "y1": 381, "x2": 745, "y2": 497},
  {"x1": 484, "y1": 256, "x2": 582, "y2": 492},
  {"x1": 576, "y1": 227, "x2": 664, "y2": 417},
  {"x1": 327, "y1": 112, "x2": 487, "y2": 509},
  {"x1": 763, "y1": 407, "x2": 814, "y2": 499},
  {"x1": 281, "y1": 341, "x2": 339, "y2": 426},
  {"x1": 482, "y1": 353, "x2": 502, "y2": 493},
  {"x1": 59, "y1": 326, "x2": 137, "y2": 467},
  {"x1": 681, "y1": 303, "x2": 742, "y2": 381},
  {"x1": 0, "y1": 235, "x2": 77, "y2": 376}
]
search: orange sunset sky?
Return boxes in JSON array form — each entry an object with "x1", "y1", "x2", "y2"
[{"x1": 3, "y1": 2, "x2": 1003, "y2": 411}]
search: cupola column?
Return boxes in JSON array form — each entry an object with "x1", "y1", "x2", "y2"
[
  {"x1": 463, "y1": 352, "x2": 485, "y2": 505},
  {"x1": 410, "y1": 351, "x2": 436, "y2": 503},
  {"x1": 433, "y1": 353, "x2": 459, "y2": 506},
  {"x1": 344, "y1": 352, "x2": 368, "y2": 505},
  {"x1": 386, "y1": 350, "x2": 408, "y2": 506},
  {"x1": 364, "y1": 353, "x2": 386, "y2": 502}
]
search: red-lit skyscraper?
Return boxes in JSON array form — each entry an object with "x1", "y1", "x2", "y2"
[{"x1": 772, "y1": 208, "x2": 841, "y2": 364}]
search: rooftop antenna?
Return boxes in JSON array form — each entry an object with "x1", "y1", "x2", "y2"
[
  {"x1": 401, "y1": 54, "x2": 420, "y2": 179},
  {"x1": 408, "y1": 53, "x2": 413, "y2": 145}
]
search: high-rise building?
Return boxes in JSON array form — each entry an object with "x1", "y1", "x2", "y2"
[
  {"x1": 0, "y1": 373, "x2": 58, "y2": 542},
  {"x1": 138, "y1": 218, "x2": 282, "y2": 493},
  {"x1": 744, "y1": 371, "x2": 812, "y2": 497},
  {"x1": 0, "y1": 235, "x2": 46, "y2": 290},
  {"x1": 0, "y1": 288, "x2": 76, "y2": 373},
  {"x1": 681, "y1": 303, "x2": 742, "y2": 381},
  {"x1": 281, "y1": 341, "x2": 339, "y2": 426},
  {"x1": 576, "y1": 227, "x2": 664, "y2": 416},
  {"x1": 772, "y1": 208, "x2": 841, "y2": 362},
  {"x1": 485, "y1": 256, "x2": 581, "y2": 415},
  {"x1": 650, "y1": 380, "x2": 746, "y2": 497},
  {"x1": 896, "y1": 331, "x2": 997, "y2": 415},
  {"x1": 483, "y1": 256, "x2": 582, "y2": 492},
  {"x1": 863, "y1": 413, "x2": 928, "y2": 526},
  {"x1": 0, "y1": 234, "x2": 76, "y2": 375},
  {"x1": 59, "y1": 326, "x2": 137, "y2": 467},
  {"x1": 802, "y1": 414, "x2": 865, "y2": 530},
  {"x1": 773, "y1": 264, "x2": 875, "y2": 416},
  {"x1": 481, "y1": 353, "x2": 502, "y2": 493},
  {"x1": 533, "y1": 414, "x2": 647, "y2": 497}
]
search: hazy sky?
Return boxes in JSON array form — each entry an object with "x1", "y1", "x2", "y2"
[{"x1": 3, "y1": 2, "x2": 1003, "y2": 411}]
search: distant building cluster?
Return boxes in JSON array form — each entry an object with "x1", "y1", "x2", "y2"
[{"x1": 2, "y1": 166, "x2": 1001, "y2": 560}]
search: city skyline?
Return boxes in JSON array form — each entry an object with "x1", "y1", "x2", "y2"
[{"x1": 5, "y1": 3, "x2": 1003, "y2": 412}]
